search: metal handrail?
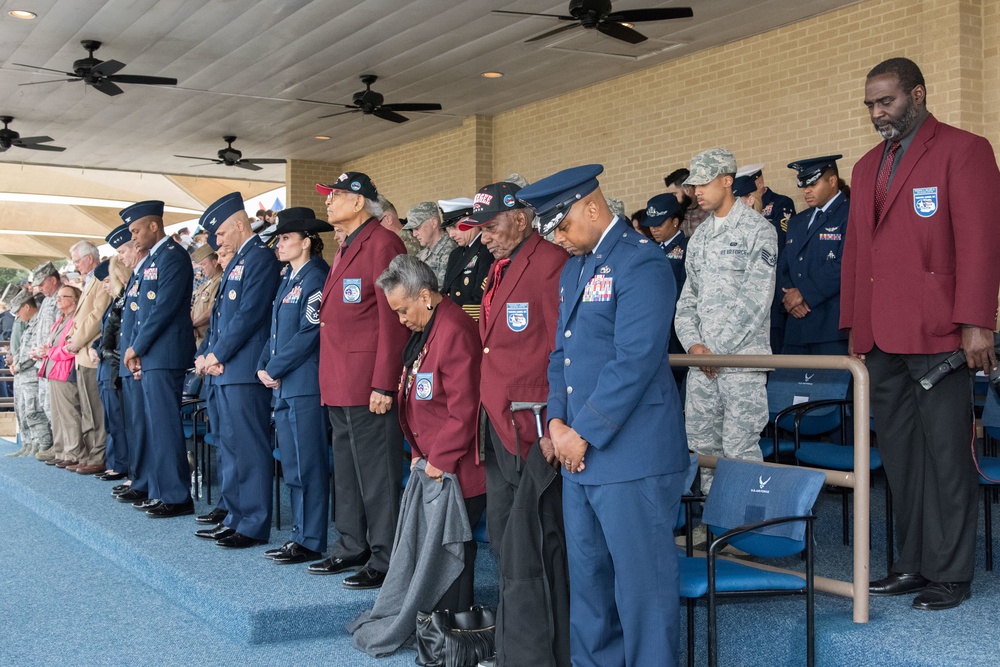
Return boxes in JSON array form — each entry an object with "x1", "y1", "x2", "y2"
[{"x1": 670, "y1": 352, "x2": 870, "y2": 623}]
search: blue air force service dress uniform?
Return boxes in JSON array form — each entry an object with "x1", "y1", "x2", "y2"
[
  {"x1": 257, "y1": 209, "x2": 332, "y2": 554},
  {"x1": 778, "y1": 155, "x2": 849, "y2": 355},
  {"x1": 93, "y1": 254, "x2": 129, "y2": 477},
  {"x1": 199, "y1": 192, "x2": 282, "y2": 543},
  {"x1": 124, "y1": 202, "x2": 197, "y2": 509},
  {"x1": 522, "y1": 166, "x2": 689, "y2": 667},
  {"x1": 118, "y1": 235, "x2": 149, "y2": 499}
]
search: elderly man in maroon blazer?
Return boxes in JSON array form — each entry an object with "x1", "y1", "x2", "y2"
[
  {"x1": 841, "y1": 58, "x2": 1000, "y2": 611},
  {"x1": 457, "y1": 181, "x2": 568, "y2": 553},
  {"x1": 307, "y1": 171, "x2": 409, "y2": 590}
]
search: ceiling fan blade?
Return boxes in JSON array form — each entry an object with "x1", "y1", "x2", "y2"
[
  {"x1": 188, "y1": 161, "x2": 223, "y2": 168},
  {"x1": 235, "y1": 161, "x2": 263, "y2": 171},
  {"x1": 597, "y1": 21, "x2": 647, "y2": 44},
  {"x1": 492, "y1": 10, "x2": 575, "y2": 20},
  {"x1": 92, "y1": 79, "x2": 125, "y2": 96},
  {"x1": 526, "y1": 23, "x2": 579, "y2": 43},
  {"x1": 317, "y1": 109, "x2": 360, "y2": 120},
  {"x1": 174, "y1": 155, "x2": 220, "y2": 162},
  {"x1": 91, "y1": 59, "x2": 126, "y2": 77},
  {"x1": 108, "y1": 74, "x2": 179, "y2": 86},
  {"x1": 16, "y1": 142, "x2": 66, "y2": 152},
  {"x1": 297, "y1": 97, "x2": 355, "y2": 108},
  {"x1": 381, "y1": 103, "x2": 442, "y2": 112},
  {"x1": 608, "y1": 8, "x2": 694, "y2": 23},
  {"x1": 12, "y1": 135, "x2": 55, "y2": 145},
  {"x1": 243, "y1": 158, "x2": 287, "y2": 165},
  {"x1": 373, "y1": 108, "x2": 409, "y2": 124},
  {"x1": 12, "y1": 63, "x2": 77, "y2": 76},
  {"x1": 19, "y1": 79, "x2": 79, "y2": 87}
]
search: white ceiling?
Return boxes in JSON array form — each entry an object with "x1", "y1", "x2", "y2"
[{"x1": 0, "y1": 0, "x2": 859, "y2": 179}]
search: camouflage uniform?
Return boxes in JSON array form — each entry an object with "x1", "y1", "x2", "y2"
[
  {"x1": 30, "y1": 294, "x2": 59, "y2": 421},
  {"x1": 12, "y1": 305, "x2": 53, "y2": 454},
  {"x1": 417, "y1": 234, "x2": 457, "y2": 287},
  {"x1": 675, "y1": 161, "x2": 777, "y2": 491},
  {"x1": 398, "y1": 229, "x2": 422, "y2": 256}
]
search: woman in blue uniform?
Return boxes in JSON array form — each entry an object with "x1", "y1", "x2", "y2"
[
  {"x1": 256, "y1": 207, "x2": 332, "y2": 565},
  {"x1": 91, "y1": 257, "x2": 132, "y2": 481}
]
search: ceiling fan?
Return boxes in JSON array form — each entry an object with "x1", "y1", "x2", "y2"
[
  {"x1": 14, "y1": 39, "x2": 178, "y2": 97},
  {"x1": 0, "y1": 116, "x2": 66, "y2": 153},
  {"x1": 174, "y1": 136, "x2": 286, "y2": 171},
  {"x1": 494, "y1": 0, "x2": 693, "y2": 44},
  {"x1": 299, "y1": 74, "x2": 443, "y2": 124}
]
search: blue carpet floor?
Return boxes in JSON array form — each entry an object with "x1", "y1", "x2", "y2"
[{"x1": 3, "y1": 435, "x2": 1000, "y2": 665}]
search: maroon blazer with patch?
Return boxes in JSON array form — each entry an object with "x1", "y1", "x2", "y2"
[
  {"x1": 840, "y1": 114, "x2": 1000, "y2": 354},
  {"x1": 318, "y1": 219, "x2": 408, "y2": 406},
  {"x1": 478, "y1": 233, "x2": 568, "y2": 456},
  {"x1": 398, "y1": 296, "x2": 485, "y2": 498}
]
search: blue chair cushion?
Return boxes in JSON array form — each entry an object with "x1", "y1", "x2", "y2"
[
  {"x1": 978, "y1": 456, "x2": 1000, "y2": 485},
  {"x1": 759, "y1": 437, "x2": 796, "y2": 459},
  {"x1": 678, "y1": 555, "x2": 807, "y2": 598},
  {"x1": 794, "y1": 443, "x2": 882, "y2": 470}
]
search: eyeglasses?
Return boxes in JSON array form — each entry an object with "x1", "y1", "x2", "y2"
[
  {"x1": 56, "y1": 294, "x2": 75, "y2": 300},
  {"x1": 325, "y1": 190, "x2": 351, "y2": 203}
]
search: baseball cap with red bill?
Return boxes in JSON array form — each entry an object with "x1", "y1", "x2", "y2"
[
  {"x1": 457, "y1": 182, "x2": 525, "y2": 231},
  {"x1": 316, "y1": 171, "x2": 378, "y2": 201}
]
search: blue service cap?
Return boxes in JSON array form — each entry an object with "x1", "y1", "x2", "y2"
[
  {"x1": 516, "y1": 164, "x2": 604, "y2": 236},
  {"x1": 105, "y1": 223, "x2": 133, "y2": 249},
  {"x1": 641, "y1": 193, "x2": 682, "y2": 227},
  {"x1": 732, "y1": 174, "x2": 757, "y2": 198},
  {"x1": 93, "y1": 259, "x2": 110, "y2": 282},
  {"x1": 118, "y1": 200, "x2": 164, "y2": 224},
  {"x1": 199, "y1": 192, "x2": 245, "y2": 233},
  {"x1": 787, "y1": 154, "x2": 842, "y2": 188}
]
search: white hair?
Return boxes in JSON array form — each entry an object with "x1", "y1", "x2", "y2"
[{"x1": 70, "y1": 240, "x2": 100, "y2": 261}]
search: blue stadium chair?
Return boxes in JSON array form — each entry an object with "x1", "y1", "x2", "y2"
[
  {"x1": 979, "y1": 388, "x2": 1000, "y2": 571},
  {"x1": 760, "y1": 368, "x2": 850, "y2": 462},
  {"x1": 678, "y1": 459, "x2": 826, "y2": 667}
]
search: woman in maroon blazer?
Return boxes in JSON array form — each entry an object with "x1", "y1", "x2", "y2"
[{"x1": 377, "y1": 254, "x2": 486, "y2": 611}]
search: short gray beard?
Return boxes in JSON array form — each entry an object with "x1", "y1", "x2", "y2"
[{"x1": 874, "y1": 95, "x2": 918, "y2": 141}]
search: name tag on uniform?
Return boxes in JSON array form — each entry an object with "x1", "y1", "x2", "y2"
[
  {"x1": 283, "y1": 285, "x2": 302, "y2": 304},
  {"x1": 818, "y1": 233, "x2": 842, "y2": 241},
  {"x1": 228, "y1": 264, "x2": 244, "y2": 281},
  {"x1": 582, "y1": 275, "x2": 613, "y2": 303},
  {"x1": 143, "y1": 266, "x2": 157, "y2": 280},
  {"x1": 343, "y1": 278, "x2": 361, "y2": 303},
  {"x1": 414, "y1": 372, "x2": 433, "y2": 400}
]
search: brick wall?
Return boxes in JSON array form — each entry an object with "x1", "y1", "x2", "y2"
[{"x1": 285, "y1": 0, "x2": 999, "y2": 220}]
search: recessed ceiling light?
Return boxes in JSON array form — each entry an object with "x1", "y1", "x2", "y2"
[
  {"x1": 313, "y1": 135, "x2": 330, "y2": 140},
  {"x1": 8, "y1": 10, "x2": 38, "y2": 19},
  {"x1": 481, "y1": 71, "x2": 504, "y2": 79}
]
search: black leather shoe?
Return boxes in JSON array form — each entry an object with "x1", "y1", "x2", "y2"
[
  {"x1": 133, "y1": 498, "x2": 161, "y2": 511},
  {"x1": 195, "y1": 508, "x2": 229, "y2": 525},
  {"x1": 116, "y1": 489, "x2": 148, "y2": 503},
  {"x1": 342, "y1": 566, "x2": 386, "y2": 590},
  {"x1": 112, "y1": 483, "x2": 131, "y2": 494},
  {"x1": 146, "y1": 500, "x2": 195, "y2": 518},
  {"x1": 216, "y1": 533, "x2": 267, "y2": 549},
  {"x1": 97, "y1": 471, "x2": 127, "y2": 481},
  {"x1": 264, "y1": 541, "x2": 296, "y2": 559},
  {"x1": 912, "y1": 581, "x2": 971, "y2": 610},
  {"x1": 195, "y1": 523, "x2": 234, "y2": 540},
  {"x1": 307, "y1": 551, "x2": 371, "y2": 575},
  {"x1": 271, "y1": 543, "x2": 323, "y2": 565},
  {"x1": 869, "y1": 572, "x2": 929, "y2": 596}
]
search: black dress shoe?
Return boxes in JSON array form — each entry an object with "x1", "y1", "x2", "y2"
[
  {"x1": 869, "y1": 572, "x2": 929, "y2": 596},
  {"x1": 133, "y1": 498, "x2": 162, "y2": 511},
  {"x1": 112, "y1": 483, "x2": 131, "y2": 493},
  {"x1": 146, "y1": 500, "x2": 195, "y2": 518},
  {"x1": 97, "y1": 471, "x2": 127, "y2": 481},
  {"x1": 116, "y1": 489, "x2": 148, "y2": 503},
  {"x1": 912, "y1": 581, "x2": 971, "y2": 610},
  {"x1": 195, "y1": 508, "x2": 229, "y2": 525},
  {"x1": 215, "y1": 533, "x2": 267, "y2": 549},
  {"x1": 195, "y1": 523, "x2": 235, "y2": 540},
  {"x1": 342, "y1": 566, "x2": 386, "y2": 590},
  {"x1": 307, "y1": 551, "x2": 371, "y2": 575},
  {"x1": 271, "y1": 543, "x2": 323, "y2": 565},
  {"x1": 264, "y1": 541, "x2": 296, "y2": 559}
]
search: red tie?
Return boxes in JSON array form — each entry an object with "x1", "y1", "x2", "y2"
[
  {"x1": 331, "y1": 245, "x2": 344, "y2": 271},
  {"x1": 482, "y1": 258, "x2": 510, "y2": 324},
  {"x1": 874, "y1": 141, "x2": 901, "y2": 224}
]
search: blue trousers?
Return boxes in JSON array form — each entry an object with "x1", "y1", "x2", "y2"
[
  {"x1": 141, "y1": 368, "x2": 191, "y2": 505},
  {"x1": 98, "y1": 378, "x2": 129, "y2": 474},
  {"x1": 217, "y1": 382, "x2": 273, "y2": 541},
  {"x1": 274, "y1": 395, "x2": 330, "y2": 552},
  {"x1": 205, "y1": 381, "x2": 229, "y2": 513},
  {"x1": 121, "y1": 375, "x2": 148, "y2": 493},
  {"x1": 563, "y1": 471, "x2": 686, "y2": 667}
]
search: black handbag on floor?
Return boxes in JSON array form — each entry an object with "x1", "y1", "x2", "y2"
[{"x1": 415, "y1": 605, "x2": 496, "y2": 667}]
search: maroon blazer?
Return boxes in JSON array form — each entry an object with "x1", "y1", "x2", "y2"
[
  {"x1": 318, "y1": 219, "x2": 409, "y2": 406},
  {"x1": 840, "y1": 114, "x2": 1000, "y2": 354},
  {"x1": 398, "y1": 297, "x2": 485, "y2": 498},
  {"x1": 479, "y1": 233, "x2": 568, "y2": 456}
]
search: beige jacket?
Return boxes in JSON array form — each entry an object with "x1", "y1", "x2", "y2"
[{"x1": 69, "y1": 275, "x2": 112, "y2": 369}]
